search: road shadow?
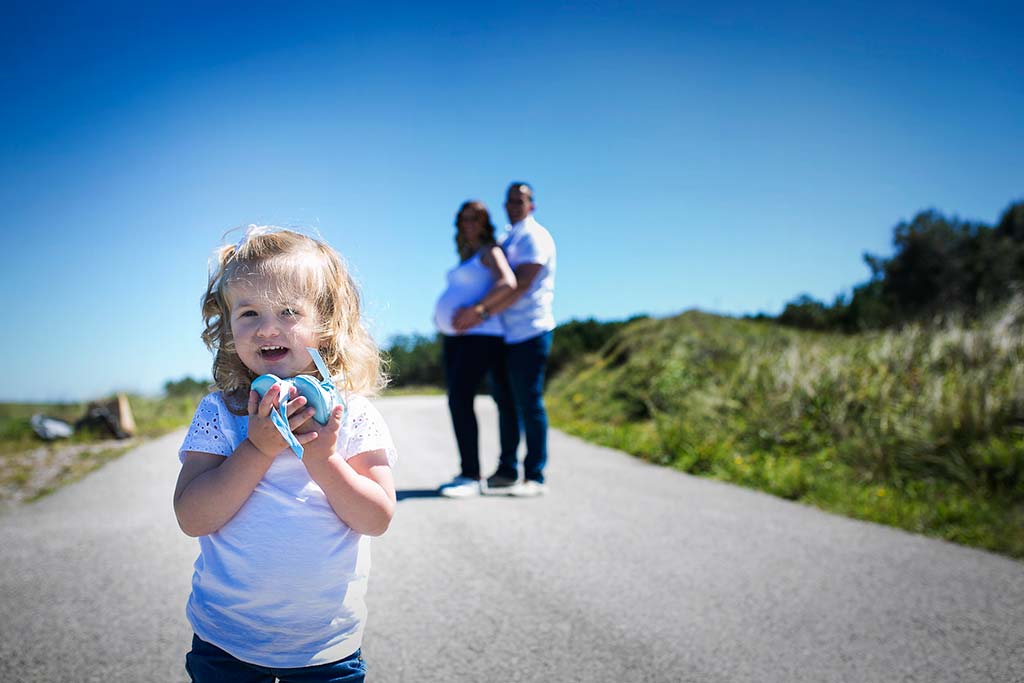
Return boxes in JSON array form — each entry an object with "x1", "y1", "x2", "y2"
[{"x1": 396, "y1": 488, "x2": 444, "y2": 501}]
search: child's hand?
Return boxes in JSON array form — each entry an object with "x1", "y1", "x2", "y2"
[
  {"x1": 246, "y1": 385, "x2": 317, "y2": 458},
  {"x1": 295, "y1": 405, "x2": 345, "y2": 465}
]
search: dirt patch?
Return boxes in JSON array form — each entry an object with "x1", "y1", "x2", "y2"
[{"x1": 0, "y1": 439, "x2": 137, "y2": 509}]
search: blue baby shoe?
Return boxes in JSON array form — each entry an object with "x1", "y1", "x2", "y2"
[{"x1": 250, "y1": 348, "x2": 346, "y2": 458}]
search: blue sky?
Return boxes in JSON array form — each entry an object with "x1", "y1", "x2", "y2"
[{"x1": 4, "y1": 1, "x2": 1022, "y2": 402}]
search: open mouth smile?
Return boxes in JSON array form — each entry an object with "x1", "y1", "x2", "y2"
[{"x1": 259, "y1": 345, "x2": 289, "y2": 361}]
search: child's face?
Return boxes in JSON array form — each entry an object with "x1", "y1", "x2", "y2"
[{"x1": 226, "y1": 276, "x2": 321, "y2": 379}]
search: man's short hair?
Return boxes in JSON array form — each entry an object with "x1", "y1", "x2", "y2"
[{"x1": 507, "y1": 181, "x2": 534, "y2": 198}]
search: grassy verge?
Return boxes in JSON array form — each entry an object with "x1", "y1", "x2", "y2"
[
  {"x1": 0, "y1": 383, "x2": 443, "y2": 506},
  {"x1": 547, "y1": 304, "x2": 1024, "y2": 559},
  {"x1": 0, "y1": 391, "x2": 206, "y2": 507},
  {"x1": 381, "y1": 385, "x2": 446, "y2": 397}
]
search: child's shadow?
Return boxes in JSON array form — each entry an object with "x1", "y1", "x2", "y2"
[{"x1": 396, "y1": 489, "x2": 445, "y2": 501}]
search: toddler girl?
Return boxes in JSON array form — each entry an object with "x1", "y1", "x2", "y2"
[{"x1": 173, "y1": 226, "x2": 396, "y2": 683}]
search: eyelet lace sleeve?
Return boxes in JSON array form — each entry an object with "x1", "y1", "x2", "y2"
[
  {"x1": 179, "y1": 393, "x2": 234, "y2": 462},
  {"x1": 342, "y1": 395, "x2": 397, "y2": 467}
]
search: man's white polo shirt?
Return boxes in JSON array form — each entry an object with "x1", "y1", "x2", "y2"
[{"x1": 500, "y1": 214, "x2": 556, "y2": 344}]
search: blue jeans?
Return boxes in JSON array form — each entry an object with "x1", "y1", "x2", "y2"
[
  {"x1": 186, "y1": 635, "x2": 366, "y2": 683},
  {"x1": 495, "y1": 330, "x2": 553, "y2": 484},
  {"x1": 443, "y1": 334, "x2": 519, "y2": 479}
]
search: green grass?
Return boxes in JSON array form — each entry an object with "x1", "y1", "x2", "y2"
[
  {"x1": 130, "y1": 393, "x2": 214, "y2": 437},
  {"x1": 381, "y1": 384, "x2": 446, "y2": 397},
  {"x1": 0, "y1": 402, "x2": 87, "y2": 453},
  {"x1": 547, "y1": 301, "x2": 1024, "y2": 559},
  {"x1": 0, "y1": 390, "x2": 208, "y2": 505}
]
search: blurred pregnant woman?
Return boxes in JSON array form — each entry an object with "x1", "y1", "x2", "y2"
[{"x1": 434, "y1": 201, "x2": 519, "y2": 497}]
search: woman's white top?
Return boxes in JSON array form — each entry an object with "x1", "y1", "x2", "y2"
[
  {"x1": 178, "y1": 391, "x2": 397, "y2": 668},
  {"x1": 433, "y1": 249, "x2": 504, "y2": 337}
]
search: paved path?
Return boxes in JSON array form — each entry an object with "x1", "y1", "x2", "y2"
[{"x1": 1, "y1": 396, "x2": 1021, "y2": 682}]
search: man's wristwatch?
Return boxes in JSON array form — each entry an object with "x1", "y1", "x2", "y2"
[{"x1": 474, "y1": 303, "x2": 490, "y2": 320}]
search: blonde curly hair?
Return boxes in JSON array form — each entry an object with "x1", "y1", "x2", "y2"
[{"x1": 201, "y1": 226, "x2": 387, "y2": 414}]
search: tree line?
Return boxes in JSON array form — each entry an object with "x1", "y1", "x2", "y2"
[{"x1": 776, "y1": 199, "x2": 1024, "y2": 331}]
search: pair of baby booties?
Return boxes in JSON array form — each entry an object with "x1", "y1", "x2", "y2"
[{"x1": 250, "y1": 347, "x2": 345, "y2": 459}]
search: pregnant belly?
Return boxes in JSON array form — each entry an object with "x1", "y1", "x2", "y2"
[{"x1": 434, "y1": 291, "x2": 464, "y2": 335}]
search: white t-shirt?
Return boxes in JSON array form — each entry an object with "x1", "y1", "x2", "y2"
[
  {"x1": 433, "y1": 249, "x2": 505, "y2": 337},
  {"x1": 500, "y1": 215, "x2": 556, "y2": 343},
  {"x1": 178, "y1": 391, "x2": 397, "y2": 668}
]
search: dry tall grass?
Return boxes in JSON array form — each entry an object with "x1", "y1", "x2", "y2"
[{"x1": 548, "y1": 299, "x2": 1024, "y2": 557}]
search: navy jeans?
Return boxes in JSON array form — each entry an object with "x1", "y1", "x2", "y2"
[
  {"x1": 443, "y1": 334, "x2": 519, "y2": 479},
  {"x1": 186, "y1": 634, "x2": 366, "y2": 683},
  {"x1": 495, "y1": 330, "x2": 553, "y2": 484},
  {"x1": 185, "y1": 635, "x2": 365, "y2": 683}
]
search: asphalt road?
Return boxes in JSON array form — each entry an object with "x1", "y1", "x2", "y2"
[{"x1": 1, "y1": 395, "x2": 1021, "y2": 682}]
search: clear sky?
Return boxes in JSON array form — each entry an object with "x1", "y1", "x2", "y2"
[{"x1": 4, "y1": 1, "x2": 1022, "y2": 402}]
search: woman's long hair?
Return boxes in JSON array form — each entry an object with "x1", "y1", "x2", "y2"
[{"x1": 454, "y1": 200, "x2": 497, "y2": 262}]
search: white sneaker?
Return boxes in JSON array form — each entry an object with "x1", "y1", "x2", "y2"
[
  {"x1": 439, "y1": 475, "x2": 482, "y2": 498},
  {"x1": 511, "y1": 480, "x2": 547, "y2": 497}
]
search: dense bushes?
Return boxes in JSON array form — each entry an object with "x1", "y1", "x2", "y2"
[{"x1": 384, "y1": 334, "x2": 444, "y2": 388}]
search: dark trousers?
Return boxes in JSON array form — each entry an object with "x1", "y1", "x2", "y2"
[
  {"x1": 495, "y1": 330, "x2": 553, "y2": 484},
  {"x1": 443, "y1": 334, "x2": 519, "y2": 479},
  {"x1": 186, "y1": 634, "x2": 365, "y2": 682}
]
